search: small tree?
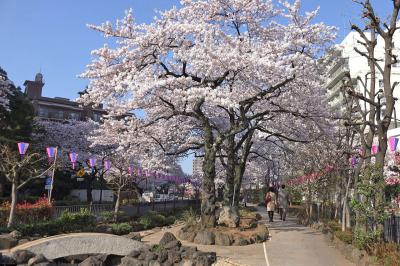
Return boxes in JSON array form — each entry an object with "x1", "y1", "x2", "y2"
[{"x1": 0, "y1": 144, "x2": 53, "y2": 227}]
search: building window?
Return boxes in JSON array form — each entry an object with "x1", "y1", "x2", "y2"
[
  {"x1": 69, "y1": 112, "x2": 80, "y2": 120},
  {"x1": 93, "y1": 113, "x2": 101, "y2": 122},
  {"x1": 38, "y1": 107, "x2": 48, "y2": 117},
  {"x1": 55, "y1": 110, "x2": 64, "y2": 119}
]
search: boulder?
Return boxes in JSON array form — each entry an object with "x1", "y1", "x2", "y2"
[
  {"x1": 193, "y1": 230, "x2": 215, "y2": 245},
  {"x1": 255, "y1": 213, "x2": 262, "y2": 220},
  {"x1": 79, "y1": 254, "x2": 108, "y2": 266},
  {"x1": 180, "y1": 246, "x2": 197, "y2": 259},
  {"x1": 9, "y1": 230, "x2": 22, "y2": 239},
  {"x1": 177, "y1": 229, "x2": 196, "y2": 242},
  {"x1": 149, "y1": 261, "x2": 161, "y2": 266},
  {"x1": 12, "y1": 249, "x2": 36, "y2": 264},
  {"x1": 18, "y1": 238, "x2": 30, "y2": 245},
  {"x1": 233, "y1": 236, "x2": 249, "y2": 246},
  {"x1": 28, "y1": 254, "x2": 49, "y2": 266},
  {"x1": 127, "y1": 250, "x2": 141, "y2": 258},
  {"x1": 350, "y1": 248, "x2": 363, "y2": 263},
  {"x1": 159, "y1": 232, "x2": 177, "y2": 246},
  {"x1": 167, "y1": 249, "x2": 182, "y2": 263},
  {"x1": 0, "y1": 253, "x2": 16, "y2": 265},
  {"x1": 123, "y1": 232, "x2": 141, "y2": 241},
  {"x1": 157, "y1": 250, "x2": 168, "y2": 263},
  {"x1": 217, "y1": 206, "x2": 240, "y2": 228},
  {"x1": 0, "y1": 234, "x2": 18, "y2": 249},
  {"x1": 120, "y1": 256, "x2": 144, "y2": 266},
  {"x1": 164, "y1": 240, "x2": 181, "y2": 250},
  {"x1": 214, "y1": 232, "x2": 232, "y2": 246},
  {"x1": 194, "y1": 252, "x2": 217, "y2": 266}
]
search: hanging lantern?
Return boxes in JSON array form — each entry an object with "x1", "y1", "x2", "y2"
[
  {"x1": 358, "y1": 148, "x2": 364, "y2": 156},
  {"x1": 17, "y1": 142, "x2": 29, "y2": 156},
  {"x1": 137, "y1": 168, "x2": 142, "y2": 177},
  {"x1": 349, "y1": 156, "x2": 357, "y2": 167},
  {"x1": 389, "y1": 137, "x2": 399, "y2": 152},
  {"x1": 104, "y1": 160, "x2": 111, "y2": 171},
  {"x1": 46, "y1": 147, "x2": 56, "y2": 159},
  {"x1": 89, "y1": 158, "x2": 97, "y2": 168},
  {"x1": 69, "y1": 152, "x2": 78, "y2": 169},
  {"x1": 371, "y1": 145, "x2": 379, "y2": 155}
]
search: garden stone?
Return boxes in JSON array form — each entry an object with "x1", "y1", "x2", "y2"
[
  {"x1": 9, "y1": 230, "x2": 22, "y2": 239},
  {"x1": 120, "y1": 256, "x2": 143, "y2": 266},
  {"x1": 194, "y1": 252, "x2": 217, "y2": 266},
  {"x1": 138, "y1": 252, "x2": 147, "y2": 260},
  {"x1": 0, "y1": 253, "x2": 16, "y2": 265},
  {"x1": 351, "y1": 248, "x2": 363, "y2": 262},
  {"x1": 177, "y1": 230, "x2": 196, "y2": 242},
  {"x1": 12, "y1": 249, "x2": 36, "y2": 264},
  {"x1": 0, "y1": 234, "x2": 18, "y2": 249},
  {"x1": 145, "y1": 252, "x2": 158, "y2": 261},
  {"x1": 180, "y1": 246, "x2": 197, "y2": 259},
  {"x1": 193, "y1": 230, "x2": 215, "y2": 245},
  {"x1": 79, "y1": 254, "x2": 108, "y2": 266},
  {"x1": 164, "y1": 240, "x2": 181, "y2": 250},
  {"x1": 214, "y1": 232, "x2": 232, "y2": 246},
  {"x1": 217, "y1": 206, "x2": 239, "y2": 228},
  {"x1": 180, "y1": 259, "x2": 196, "y2": 266},
  {"x1": 255, "y1": 213, "x2": 262, "y2": 220},
  {"x1": 233, "y1": 237, "x2": 249, "y2": 246},
  {"x1": 157, "y1": 250, "x2": 168, "y2": 263},
  {"x1": 168, "y1": 249, "x2": 182, "y2": 263},
  {"x1": 159, "y1": 232, "x2": 177, "y2": 246},
  {"x1": 149, "y1": 261, "x2": 161, "y2": 266},
  {"x1": 123, "y1": 232, "x2": 141, "y2": 241},
  {"x1": 28, "y1": 254, "x2": 49, "y2": 266},
  {"x1": 162, "y1": 260, "x2": 174, "y2": 266},
  {"x1": 127, "y1": 250, "x2": 140, "y2": 258}
]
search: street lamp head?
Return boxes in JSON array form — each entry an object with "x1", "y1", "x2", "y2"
[{"x1": 17, "y1": 142, "x2": 29, "y2": 155}]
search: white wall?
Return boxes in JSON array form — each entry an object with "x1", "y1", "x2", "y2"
[{"x1": 70, "y1": 189, "x2": 114, "y2": 202}]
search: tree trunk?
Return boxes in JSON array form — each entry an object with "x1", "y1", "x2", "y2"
[
  {"x1": 223, "y1": 135, "x2": 235, "y2": 206},
  {"x1": 200, "y1": 125, "x2": 216, "y2": 228},
  {"x1": 114, "y1": 188, "x2": 121, "y2": 222},
  {"x1": 7, "y1": 182, "x2": 18, "y2": 228}
]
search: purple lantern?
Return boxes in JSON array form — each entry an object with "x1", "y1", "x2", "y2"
[
  {"x1": 17, "y1": 142, "x2": 29, "y2": 156},
  {"x1": 46, "y1": 147, "x2": 56, "y2": 159},
  {"x1": 128, "y1": 166, "x2": 133, "y2": 176},
  {"x1": 349, "y1": 156, "x2": 357, "y2": 167},
  {"x1": 69, "y1": 152, "x2": 78, "y2": 169},
  {"x1": 389, "y1": 137, "x2": 399, "y2": 152},
  {"x1": 137, "y1": 168, "x2": 142, "y2": 177},
  {"x1": 89, "y1": 158, "x2": 97, "y2": 168},
  {"x1": 371, "y1": 145, "x2": 379, "y2": 155},
  {"x1": 104, "y1": 160, "x2": 111, "y2": 171}
]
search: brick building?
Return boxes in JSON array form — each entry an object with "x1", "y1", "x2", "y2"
[{"x1": 24, "y1": 73, "x2": 105, "y2": 121}]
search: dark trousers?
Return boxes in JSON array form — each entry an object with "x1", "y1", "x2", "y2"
[
  {"x1": 279, "y1": 208, "x2": 287, "y2": 221},
  {"x1": 268, "y1": 211, "x2": 274, "y2": 222}
]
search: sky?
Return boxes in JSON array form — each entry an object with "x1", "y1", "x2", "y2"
[{"x1": 0, "y1": 0, "x2": 392, "y2": 174}]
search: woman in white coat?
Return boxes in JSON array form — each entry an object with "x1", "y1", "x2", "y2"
[{"x1": 265, "y1": 187, "x2": 277, "y2": 222}]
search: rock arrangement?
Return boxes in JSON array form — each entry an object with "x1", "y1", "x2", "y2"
[
  {"x1": 0, "y1": 232, "x2": 217, "y2": 266},
  {"x1": 177, "y1": 223, "x2": 269, "y2": 246}
]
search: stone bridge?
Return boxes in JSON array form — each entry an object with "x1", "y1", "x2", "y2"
[{"x1": 7, "y1": 233, "x2": 145, "y2": 260}]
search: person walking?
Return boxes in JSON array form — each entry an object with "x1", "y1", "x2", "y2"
[
  {"x1": 278, "y1": 184, "x2": 290, "y2": 221},
  {"x1": 265, "y1": 187, "x2": 277, "y2": 222}
]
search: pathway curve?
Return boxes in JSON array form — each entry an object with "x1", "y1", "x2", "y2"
[{"x1": 258, "y1": 205, "x2": 354, "y2": 266}]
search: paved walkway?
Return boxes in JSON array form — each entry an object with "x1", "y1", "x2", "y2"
[
  {"x1": 142, "y1": 207, "x2": 354, "y2": 266},
  {"x1": 258, "y1": 206, "x2": 354, "y2": 266}
]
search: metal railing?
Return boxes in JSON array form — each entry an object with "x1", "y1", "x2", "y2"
[
  {"x1": 384, "y1": 214, "x2": 400, "y2": 244},
  {"x1": 52, "y1": 203, "x2": 113, "y2": 218}
]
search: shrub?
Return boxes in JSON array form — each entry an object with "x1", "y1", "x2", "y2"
[
  {"x1": 58, "y1": 209, "x2": 96, "y2": 232},
  {"x1": 99, "y1": 211, "x2": 129, "y2": 223},
  {"x1": 110, "y1": 223, "x2": 132, "y2": 235},
  {"x1": 334, "y1": 230, "x2": 353, "y2": 245},
  {"x1": 180, "y1": 208, "x2": 198, "y2": 226},
  {"x1": 0, "y1": 197, "x2": 52, "y2": 226},
  {"x1": 138, "y1": 211, "x2": 176, "y2": 229}
]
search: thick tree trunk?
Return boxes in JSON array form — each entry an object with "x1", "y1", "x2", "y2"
[
  {"x1": 7, "y1": 183, "x2": 18, "y2": 228},
  {"x1": 223, "y1": 135, "x2": 235, "y2": 206},
  {"x1": 201, "y1": 125, "x2": 216, "y2": 228}
]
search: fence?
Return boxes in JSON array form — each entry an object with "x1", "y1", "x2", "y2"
[
  {"x1": 52, "y1": 203, "x2": 113, "y2": 218},
  {"x1": 52, "y1": 199, "x2": 200, "y2": 219},
  {"x1": 384, "y1": 214, "x2": 400, "y2": 244}
]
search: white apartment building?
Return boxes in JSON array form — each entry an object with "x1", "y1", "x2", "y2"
[{"x1": 326, "y1": 31, "x2": 400, "y2": 133}]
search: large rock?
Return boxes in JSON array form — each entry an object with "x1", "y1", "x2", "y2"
[
  {"x1": 9, "y1": 230, "x2": 22, "y2": 239},
  {"x1": 214, "y1": 232, "x2": 232, "y2": 246},
  {"x1": 159, "y1": 232, "x2": 177, "y2": 246},
  {"x1": 0, "y1": 253, "x2": 16, "y2": 265},
  {"x1": 193, "y1": 230, "x2": 215, "y2": 245},
  {"x1": 120, "y1": 256, "x2": 143, "y2": 266},
  {"x1": 0, "y1": 234, "x2": 18, "y2": 249},
  {"x1": 177, "y1": 229, "x2": 196, "y2": 242},
  {"x1": 194, "y1": 252, "x2": 217, "y2": 266},
  {"x1": 79, "y1": 254, "x2": 108, "y2": 266},
  {"x1": 217, "y1": 206, "x2": 240, "y2": 228},
  {"x1": 28, "y1": 254, "x2": 49, "y2": 266},
  {"x1": 12, "y1": 249, "x2": 36, "y2": 264}
]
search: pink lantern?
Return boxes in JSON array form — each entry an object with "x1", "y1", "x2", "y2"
[
  {"x1": 389, "y1": 137, "x2": 399, "y2": 152},
  {"x1": 104, "y1": 160, "x2": 111, "y2": 171},
  {"x1": 137, "y1": 168, "x2": 142, "y2": 176},
  {"x1": 17, "y1": 142, "x2": 29, "y2": 155},
  {"x1": 46, "y1": 147, "x2": 56, "y2": 159},
  {"x1": 358, "y1": 148, "x2": 364, "y2": 156},
  {"x1": 69, "y1": 152, "x2": 78, "y2": 169},
  {"x1": 371, "y1": 145, "x2": 379, "y2": 155},
  {"x1": 89, "y1": 158, "x2": 97, "y2": 168},
  {"x1": 349, "y1": 156, "x2": 357, "y2": 167}
]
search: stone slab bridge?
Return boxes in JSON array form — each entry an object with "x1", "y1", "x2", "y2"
[{"x1": 5, "y1": 233, "x2": 145, "y2": 260}]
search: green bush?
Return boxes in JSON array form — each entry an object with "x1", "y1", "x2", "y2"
[
  {"x1": 110, "y1": 223, "x2": 132, "y2": 235},
  {"x1": 138, "y1": 211, "x2": 176, "y2": 229},
  {"x1": 15, "y1": 209, "x2": 96, "y2": 237},
  {"x1": 179, "y1": 208, "x2": 198, "y2": 226},
  {"x1": 334, "y1": 230, "x2": 353, "y2": 245}
]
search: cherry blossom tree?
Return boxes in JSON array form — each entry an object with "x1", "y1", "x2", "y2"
[
  {"x1": 0, "y1": 67, "x2": 12, "y2": 113},
  {"x1": 80, "y1": 0, "x2": 335, "y2": 227}
]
